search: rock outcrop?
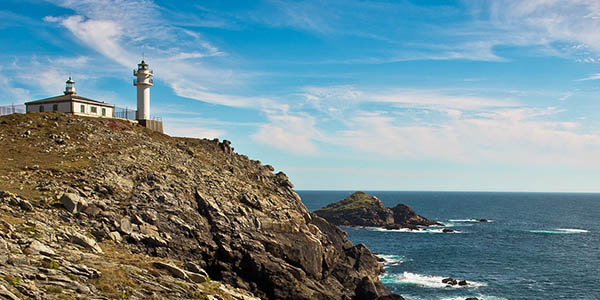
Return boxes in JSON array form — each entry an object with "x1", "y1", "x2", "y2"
[
  {"x1": 315, "y1": 191, "x2": 441, "y2": 229},
  {"x1": 0, "y1": 113, "x2": 401, "y2": 300}
]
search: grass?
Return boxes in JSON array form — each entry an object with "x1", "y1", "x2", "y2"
[
  {"x1": 316, "y1": 191, "x2": 377, "y2": 211},
  {"x1": 46, "y1": 286, "x2": 63, "y2": 294},
  {"x1": 4, "y1": 275, "x2": 20, "y2": 286},
  {"x1": 0, "y1": 214, "x2": 23, "y2": 226},
  {"x1": 43, "y1": 260, "x2": 60, "y2": 269}
]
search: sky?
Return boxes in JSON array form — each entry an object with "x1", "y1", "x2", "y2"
[{"x1": 1, "y1": 0, "x2": 600, "y2": 192}]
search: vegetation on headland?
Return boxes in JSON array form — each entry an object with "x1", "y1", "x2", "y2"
[{"x1": 0, "y1": 112, "x2": 401, "y2": 300}]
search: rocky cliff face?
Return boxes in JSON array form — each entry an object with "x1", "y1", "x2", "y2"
[
  {"x1": 0, "y1": 113, "x2": 401, "y2": 300},
  {"x1": 315, "y1": 192, "x2": 440, "y2": 229}
]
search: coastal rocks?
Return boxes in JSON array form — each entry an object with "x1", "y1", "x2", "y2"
[
  {"x1": 1, "y1": 190, "x2": 33, "y2": 212},
  {"x1": 442, "y1": 228, "x2": 455, "y2": 233},
  {"x1": 0, "y1": 285, "x2": 20, "y2": 300},
  {"x1": 26, "y1": 240, "x2": 56, "y2": 256},
  {"x1": 69, "y1": 232, "x2": 103, "y2": 253},
  {"x1": 442, "y1": 277, "x2": 458, "y2": 285},
  {"x1": 60, "y1": 192, "x2": 87, "y2": 214},
  {"x1": 389, "y1": 203, "x2": 442, "y2": 227},
  {"x1": 153, "y1": 261, "x2": 189, "y2": 280},
  {"x1": 0, "y1": 113, "x2": 401, "y2": 300},
  {"x1": 153, "y1": 261, "x2": 209, "y2": 284},
  {"x1": 314, "y1": 191, "x2": 394, "y2": 227},
  {"x1": 442, "y1": 277, "x2": 469, "y2": 287},
  {"x1": 315, "y1": 191, "x2": 440, "y2": 229}
]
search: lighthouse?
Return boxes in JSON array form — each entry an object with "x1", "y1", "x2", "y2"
[
  {"x1": 64, "y1": 77, "x2": 76, "y2": 95},
  {"x1": 133, "y1": 60, "x2": 153, "y2": 120}
]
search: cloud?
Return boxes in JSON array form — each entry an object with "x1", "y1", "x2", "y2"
[
  {"x1": 251, "y1": 114, "x2": 320, "y2": 154},
  {"x1": 483, "y1": 0, "x2": 600, "y2": 58},
  {"x1": 57, "y1": 15, "x2": 134, "y2": 67},
  {"x1": 0, "y1": 68, "x2": 30, "y2": 104},
  {"x1": 41, "y1": 0, "x2": 282, "y2": 114},
  {"x1": 302, "y1": 85, "x2": 518, "y2": 114},
  {"x1": 164, "y1": 125, "x2": 224, "y2": 139},
  {"x1": 334, "y1": 107, "x2": 600, "y2": 166},
  {"x1": 576, "y1": 73, "x2": 600, "y2": 81}
]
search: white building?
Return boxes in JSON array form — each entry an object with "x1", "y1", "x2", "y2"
[
  {"x1": 24, "y1": 61, "x2": 163, "y2": 132},
  {"x1": 25, "y1": 77, "x2": 115, "y2": 118}
]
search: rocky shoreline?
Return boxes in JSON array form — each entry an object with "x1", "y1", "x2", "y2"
[{"x1": 0, "y1": 113, "x2": 403, "y2": 300}]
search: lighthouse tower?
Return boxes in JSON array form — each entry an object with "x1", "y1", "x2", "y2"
[
  {"x1": 133, "y1": 60, "x2": 153, "y2": 120},
  {"x1": 64, "y1": 77, "x2": 76, "y2": 95}
]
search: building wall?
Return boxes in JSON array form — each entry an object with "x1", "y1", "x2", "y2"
[
  {"x1": 26, "y1": 102, "x2": 72, "y2": 114},
  {"x1": 71, "y1": 101, "x2": 114, "y2": 118},
  {"x1": 26, "y1": 101, "x2": 114, "y2": 118}
]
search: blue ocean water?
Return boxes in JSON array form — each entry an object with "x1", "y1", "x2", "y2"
[{"x1": 298, "y1": 191, "x2": 600, "y2": 300}]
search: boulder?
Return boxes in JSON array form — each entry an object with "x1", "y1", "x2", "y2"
[
  {"x1": 186, "y1": 271, "x2": 208, "y2": 283},
  {"x1": 69, "y1": 232, "x2": 103, "y2": 253},
  {"x1": 442, "y1": 277, "x2": 457, "y2": 285},
  {"x1": 153, "y1": 261, "x2": 189, "y2": 281},
  {"x1": 19, "y1": 199, "x2": 34, "y2": 211},
  {"x1": 60, "y1": 193, "x2": 87, "y2": 214},
  {"x1": 119, "y1": 217, "x2": 133, "y2": 235},
  {"x1": 108, "y1": 231, "x2": 122, "y2": 242},
  {"x1": 442, "y1": 228, "x2": 455, "y2": 233},
  {"x1": 185, "y1": 261, "x2": 209, "y2": 277},
  {"x1": 26, "y1": 240, "x2": 56, "y2": 256},
  {"x1": 458, "y1": 280, "x2": 468, "y2": 286}
]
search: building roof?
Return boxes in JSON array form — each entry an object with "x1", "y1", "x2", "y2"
[{"x1": 25, "y1": 94, "x2": 115, "y2": 108}]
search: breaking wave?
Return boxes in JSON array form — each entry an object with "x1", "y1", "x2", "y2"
[
  {"x1": 376, "y1": 254, "x2": 406, "y2": 267},
  {"x1": 366, "y1": 227, "x2": 461, "y2": 234},
  {"x1": 380, "y1": 272, "x2": 486, "y2": 289},
  {"x1": 527, "y1": 228, "x2": 589, "y2": 234}
]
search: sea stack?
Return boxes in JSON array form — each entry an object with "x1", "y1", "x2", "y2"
[{"x1": 315, "y1": 191, "x2": 441, "y2": 229}]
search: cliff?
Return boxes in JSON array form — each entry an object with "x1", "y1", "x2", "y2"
[
  {"x1": 0, "y1": 113, "x2": 402, "y2": 300},
  {"x1": 315, "y1": 192, "x2": 441, "y2": 229}
]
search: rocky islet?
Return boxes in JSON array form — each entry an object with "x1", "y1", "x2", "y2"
[{"x1": 314, "y1": 191, "x2": 441, "y2": 230}]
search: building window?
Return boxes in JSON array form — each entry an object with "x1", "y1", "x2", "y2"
[
  {"x1": 52, "y1": 104, "x2": 58, "y2": 111},
  {"x1": 101, "y1": 108, "x2": 106, "y2": 116},
  {"x1": 39, "y1": 106, "x2": 44, "y2": 112},
  {"x1": 80, "y1": 105, "x2": 85, "y2": 113},
  {"x1": 90, "y1": 106, "x2": 97, "y2": 114}
]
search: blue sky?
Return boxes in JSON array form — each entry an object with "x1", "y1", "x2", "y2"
[{"x1": 2, "y1": 0, "x2": 600, "y2": 192}]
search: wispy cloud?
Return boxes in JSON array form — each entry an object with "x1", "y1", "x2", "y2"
[
  {"x1": 576, "y1": 73, "x2": 600, "y2": 81},
  {"x1": 41, "y1": 0, "x2": 281, "y2": 114},
  {"x1": 251, "y1": 114, "x2": 321, "y2": 154},
  {"x1": 333, "y1": 107, "x2": 600, "y2": 166}
]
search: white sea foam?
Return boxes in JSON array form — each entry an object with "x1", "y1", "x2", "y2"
[
  {"x1": 528, "y1": 228, "x2": 589, "y2": 234},
  {"x1": 557, "y1": 228, "x2": 589, "y2": 233},
  {"x1": 448, "y1": 219, "x2": 494, "y2": 223},
  {"x1": 366, "y1": 227, "x2": 461, "y2": 234},
  {"x1": 380, "y1": 272, "x2": 486, "y2": 289},
  {"x1": 376, "y1": 254, "x2": 406, "y2": 267},
  {"x1": 439, "y1": 296, "x2": 508, "y2": 300}
]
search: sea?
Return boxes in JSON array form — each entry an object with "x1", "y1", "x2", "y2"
[{"x1": 298, "y1": 191, "x2": 600, "y2": 300}]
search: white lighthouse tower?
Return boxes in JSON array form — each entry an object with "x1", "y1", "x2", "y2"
[
  {"x1": 64, "y1": 77, "x2": 76, "y2": 95},
  {"x1": 133, "y1": 60, "x2": 153, "y2": 120}
]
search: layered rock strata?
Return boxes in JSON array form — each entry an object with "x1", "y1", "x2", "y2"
[{"x1": 0, "y1": 113, "x2": 401, "y2": 300}]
